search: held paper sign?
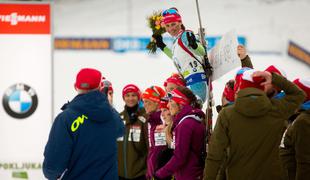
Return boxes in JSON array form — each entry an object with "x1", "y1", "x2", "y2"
[{"x1": 209, "y1": 30, "x2": 240, "y2": 80}]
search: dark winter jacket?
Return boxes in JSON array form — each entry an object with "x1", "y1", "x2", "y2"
[
  {"x1": 117, "y1": 105, "x2": 148, "y2": 179},
  {"x1": 280, "y1": 101, "x2": 310, "y2": 180},
  {"x1": 241, "y1": 55, "x2": 253, "y2": 69},
  {"x1": 43, "y1": 91, "x2": 124, "y2": 180},
  {"x1": 146, "y1": 110, "x2": 167, "y2": 179},
  {"x1": 204, "y1": 73, "x2": 305, "y2": 180},
  {"x1": 156, "y1": 105, "x2": 206, "y2": 180}
]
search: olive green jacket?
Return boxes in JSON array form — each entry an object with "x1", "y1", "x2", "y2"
[
  {"x1": 117, "y1": 107, "x2": 148, "y2": 179},
  {"x1": 280, "y1": 109, "x2": 310, "y2": 180},
  {"x1": 241, "y1": 55, "x2": 253, "y2": 69},
  {"x1": 204, "y1": 73, "x2": 305, "y2": 180}
]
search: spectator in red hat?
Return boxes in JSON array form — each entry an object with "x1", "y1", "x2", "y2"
[
  {"x1": 162, "y1": 73, "x2": 186, "y2": 148},
  {"x1": 43, "y1": 68, "x2": 124, "y2": 180},
  {"x1": 117, "y1": 84, "x2": 148, "y2": 180},
  {"x1": 280, "y1": 77, "x2": 310, "y2": 180},
  {"x1": 265, "y1": 65, "x2": 287, "y2": 98},
  {"x1": 159, "y1": 98, "x2": 173, "y2": 148},
  {"x1": 141, "y1": 86, "x2": 170, "y2": 180},
  {"x1": 163, "y1": 73, "x2": 186, "y2": 93},
  {"x1": 154, "y1": 86, "x2": 206, "y2": 180},
  {"x1": 152, "y1": 7, "x2": 208, "y2": 104},
  {"x1": 222, "y1": 80, "x2": 235, "y2": 105},
  {"x1": 100, "y1": 79, "x2": 114, "y2": 105},
  {"x1": 204, "y1": 70, "x2": 305, "y2": 180}
]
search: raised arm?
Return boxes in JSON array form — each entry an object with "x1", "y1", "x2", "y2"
[{"x1": 152, "y1": 34, "x2": 173, "y2": 59}]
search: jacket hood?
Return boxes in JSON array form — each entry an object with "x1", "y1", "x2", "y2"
[
  {"x1": 235, "y1": 88, "x2": 272, "y2": 117},
  {"x1": 173, "y1": 105, "x2": 205, "y2": 127},
  {"x1": 65, "y1": 90, "x2": 113, "y2": 123}
]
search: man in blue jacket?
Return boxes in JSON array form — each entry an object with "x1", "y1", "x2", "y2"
[{"x1": 43, "y1": 68, "x2": 125, "y2": 180}]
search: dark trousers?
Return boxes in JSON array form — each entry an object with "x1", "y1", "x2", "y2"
[{"x1": 119, "y1": 176, "x2": 146, "y2": 180}]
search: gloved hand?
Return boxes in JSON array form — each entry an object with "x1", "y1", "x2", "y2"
[
  {"x1": 186, "y1": 31, "x2": 198, "y2": 49},
  {"x1": 152, "y1": 34, "x2": 166, "y2": 50}
]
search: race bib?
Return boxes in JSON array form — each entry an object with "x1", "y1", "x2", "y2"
[
  {"x1": 128, "y1": 125, "x2": 141, "y2": 142},
  {"x1": 154, "y1": 132, "x2": 167, "y2": 146}
]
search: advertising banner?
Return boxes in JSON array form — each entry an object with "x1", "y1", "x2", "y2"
[
  {"x1": 288, "y1": 41, "x2": 310, "y2": 65},
  {"x1": 0, "y1": 3, "x2": 52, "y2": 180},
  {"x1": 53, "y1": 36, "x2": 247, "y2": 52}
]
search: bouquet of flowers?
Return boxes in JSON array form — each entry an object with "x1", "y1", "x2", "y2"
[{"x1": 146, "y1": 11, "x2": 166, "y2": 54}]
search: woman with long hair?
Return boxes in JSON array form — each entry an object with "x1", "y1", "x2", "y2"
[{"x1": 154, "y1": 86, "x2": 206, "y2": 180}]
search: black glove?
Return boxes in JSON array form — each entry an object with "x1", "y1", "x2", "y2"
[
  {"x1": 152, "y1": 34, "x2": 166, "y2": 50},
  {"x1": 186, "y1": 32, "x2": 198, "y2": 49}
]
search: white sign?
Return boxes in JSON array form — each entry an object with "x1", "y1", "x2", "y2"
[{"x1": 209, "y1": 30, "x2": 240, "y2": 80}]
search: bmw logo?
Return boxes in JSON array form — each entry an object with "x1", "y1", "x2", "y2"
[{"x1": 2, "y1": 83, "x2": 38, "y2": 119}]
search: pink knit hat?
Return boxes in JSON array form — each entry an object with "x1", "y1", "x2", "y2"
[
  {"x1": 122, "y1": 84, "x2": 141, "y2": 100},
  {"x1": 164, "y1": 73, "x2": 186, "y2": 87},
  {"x1": 162, "y1": 8, "x2": 182, "y2": 24}
]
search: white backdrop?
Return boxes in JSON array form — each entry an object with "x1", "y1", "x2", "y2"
[{"x1": 0, "y1": 3, "x2": 52, "y2": 180}]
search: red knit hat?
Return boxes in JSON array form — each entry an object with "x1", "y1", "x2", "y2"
[
  {"x1": 234, "y1": 67, "x2": 252, "y2": 93},
  {"x1": 164, "y1": 73, "x2": 186, "y2": 87},
  {"x1": 223, "y1": 80, "x2": 235, "y2": 102},
  {"x1": 122, "y1": 84, "x2": 141, "y2": 100},
  {"x1": 265, "y1": 65, "x2": 287, "y2": 78},
  {"x1": 239, "y1": 69, "x2": 265, "y2": 91},
  {"x1": 75, "y1": 68, "x2": 102, "y2": 90},
  {"x1": 167, "y1": 88, "x2": 190, "y2": 105},
  {"x1": 162, "y1": 8, "x2": 182, "y2": 24},
  {"x1": 293, "y1": 78, "x2": 310, "y2": 101},
  {"x1": 142, "y1": 86, "x2": 166, "y2": 103},
  {"x1": 100, "y1": 79, "x2": 113, "y2": 93}
]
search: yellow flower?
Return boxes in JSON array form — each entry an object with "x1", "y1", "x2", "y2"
[
  {"x1": 155, "y1": 25, "x2": 160, "y2": 30},
  {"x1": 152, "y1": 16, "x2": 156, "y2": 20}
]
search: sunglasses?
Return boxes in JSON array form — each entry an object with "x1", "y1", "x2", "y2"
[
  {"x1": 162, "y1": 8, "x2": 178, "y2": 16},
  {"x1": 166, "y1": 91, "x2": 185, "y2": 101}
]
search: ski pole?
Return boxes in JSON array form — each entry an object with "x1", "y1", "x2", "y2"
[{"x1": 194, "y1": 0, "x2": 213, "y2": 147}]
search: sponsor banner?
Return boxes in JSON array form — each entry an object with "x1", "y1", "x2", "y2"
[
  {"x1": 288, "y1": 41, "x2": 310, "y2": 65},
  {"x1": 112, "y1": 37, "x2": 150, "y2": 52},
  {"x1": 54, "y1": 38, "x2": 111, "y2": 50},
  {"x1": 0, "y1": 2, "x2": 52, "y2": 179},
  {"x1": 0, "y1": 4, "x2": 50, "y2": 34},
  {"x1": 0, "y1": 162, "x2": 42, "y2": 179},
  {"x1": 209, "y1": 30, "x2": 240, "y2": 80},
  {"x1": 53, "y1": 36, "x2": 246, "y2": 52}
]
